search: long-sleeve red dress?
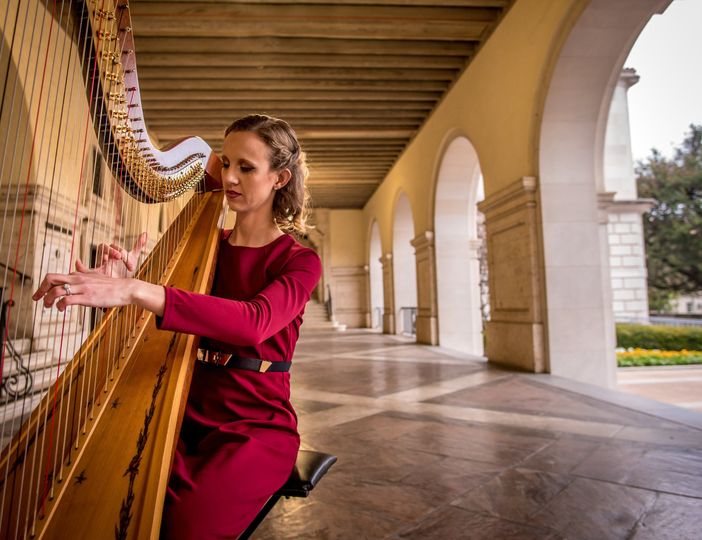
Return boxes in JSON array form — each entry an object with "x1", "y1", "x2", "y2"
[{"x1": 156, "y1": 231, "x2": 322, "y2": 539}]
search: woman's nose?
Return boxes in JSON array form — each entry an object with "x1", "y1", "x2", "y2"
[{"x1": 223, "y1": 169, "x2": 239, "y2": 186}]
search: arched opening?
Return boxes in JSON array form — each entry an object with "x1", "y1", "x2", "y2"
[
  {"x1": 392, "y1": 194, "x2": 417, "y2": 337},
  {"x1": 434, "y1": 136, "x2": 486, "y2": 355},
  {"x1": 368, "y1": 220, "x2": 383, "y2": 330},
  {"x1": 539, "y1": 0, "x2": 672, "y2": 387}
]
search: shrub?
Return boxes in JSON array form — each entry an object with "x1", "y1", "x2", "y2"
[{"x1": 616, "y1": 323, "x2": 702, "y2": 350}]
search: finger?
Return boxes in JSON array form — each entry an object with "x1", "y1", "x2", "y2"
[
  {"x1": 75, "y1": 259, "x2": 93, "y2": 273},
  {"x1": 96, "y1": 243, "x2": 113, "y2": 260},
  {"x1": 43, "y1": 282, "x2": 74, "y2": 308},
  {"x1": 136, "y1": 231, "x2": 148, "y2": 250},
  {"x1": 33, "y1": 273, "x2": 69, "y2": 301},
  {"x1": 109, "y1": 245, "x2": 125, "y2": 261},
  {"x1": 56, "y1": 293, "x2": 82, "y2": 313}
]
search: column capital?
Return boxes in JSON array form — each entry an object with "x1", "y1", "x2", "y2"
[
  {"x1": 598, "y1": 192, "x2": 656, "y2": 216},
  {"x1": 620, "y1": 67, "x2": 640, "y2": 90},
  {"x1": 410, "y1": 230, "x2": 434, "y2": 250},
  {"x1": 477, "y1": 176, "x2": 537, "y2": 217}
]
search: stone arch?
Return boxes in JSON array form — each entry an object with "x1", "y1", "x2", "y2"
[
  {"x1": 392, "y1": 192, "x2": 417, "y2": 336},
  {"x1": 368, "y1": 219, "x2": 383, "y2": 330},
  {"x1": 433, "y1": 135, "x2": 485, "y2": 355},
  {"x1": 538, "y1": 0, "x2": 672, "y2": 387}
]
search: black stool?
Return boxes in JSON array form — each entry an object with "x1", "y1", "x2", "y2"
[{"x1": 239, "y1": 449, "x2": 338, "y2": 539}]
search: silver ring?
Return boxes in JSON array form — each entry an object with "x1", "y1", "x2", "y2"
[{"x1": 63, "y1": 283, "x2": 72, "y2": 296}]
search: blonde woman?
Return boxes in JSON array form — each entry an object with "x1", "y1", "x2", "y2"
[{"x1": 33, "y1": 114, "x2": 321, "y2": 539}]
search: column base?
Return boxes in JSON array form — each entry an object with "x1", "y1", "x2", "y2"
[
  {"x1": 485, "y1": 320, "x2": 546, "y2": 372},
  {"x1": 416, "y1": 314, "x2": 438, "y2": 345}
]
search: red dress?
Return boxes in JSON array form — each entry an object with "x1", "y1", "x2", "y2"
[{"x1": 156, "y1": 231, "x2": 322, "y2": 539}]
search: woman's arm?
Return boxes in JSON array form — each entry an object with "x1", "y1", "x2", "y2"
[
  {"x1": 156, "y1": 249, "x2": 322, "y2": 346},
  {"x1": 32, "y1": 270, "x2": 166, "y2": 316}
]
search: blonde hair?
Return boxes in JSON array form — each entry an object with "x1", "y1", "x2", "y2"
[{"x1": 225, "y1": 114, "x2": 311, "y2": 234}]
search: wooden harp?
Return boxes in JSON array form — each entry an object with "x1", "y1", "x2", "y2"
[{"x1": 0, "y1": 0, "x2": 223, "y2": 537}]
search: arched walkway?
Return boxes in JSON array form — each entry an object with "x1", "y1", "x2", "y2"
[
  {"x1": 539, "y1": 0, "x2": 672, "y2": 387},
  {"x1": 392, "y1": 194, "x2": 417, "y2": 336},
  {"x1": 434, "y1": 136, "x2": 485, "y2": 355}
]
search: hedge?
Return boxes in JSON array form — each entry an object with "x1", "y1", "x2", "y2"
[{"x1": 616, "y1": 323, "x2": 702, "y2": 350}]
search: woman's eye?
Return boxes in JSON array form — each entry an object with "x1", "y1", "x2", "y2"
[
  {"x1": 222, "y1": 162, "x2": 229, "y2": 169},
  {"x1": 240, "y1": 165, "x2": 254, "y2": 173}
]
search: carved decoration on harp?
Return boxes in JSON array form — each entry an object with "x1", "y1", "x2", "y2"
[{"x1": 80, "y1": 0, "x2": 222, "y2": 203}]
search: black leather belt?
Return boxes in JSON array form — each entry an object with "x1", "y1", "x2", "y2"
[{"x1": 196, "y1": 349, "x2": 291, "y2": 373}]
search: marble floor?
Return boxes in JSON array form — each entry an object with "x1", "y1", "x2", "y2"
[{"x1": 255, "y1": 330, "x2": 702, "y2": 540}]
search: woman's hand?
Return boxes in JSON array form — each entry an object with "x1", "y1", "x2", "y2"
[
  {"x1": 95, "y1": 232, "x2": 148, "y2": 278},
  {"x1": 32, "y1": 266, "x2": 135, "y2": 313},
  {"x1": 32, "y1": 258, "x2": 166, "y2": 316}
]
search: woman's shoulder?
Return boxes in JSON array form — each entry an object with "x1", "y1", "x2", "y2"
[
  {"x1": 279, "y1": 235, "x2": 320, "y2": 263},
  {"x1": 269, "y1": 234, "x2": 321, "y2": 277}
]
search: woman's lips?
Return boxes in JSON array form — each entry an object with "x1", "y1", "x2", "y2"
[{"x1": 226, "y1": 190, "x2": 241, "y2": 198}]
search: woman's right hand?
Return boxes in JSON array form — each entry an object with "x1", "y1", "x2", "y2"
[{"x1": 92, "y1": 232, "x2": 148, "y2": 278}]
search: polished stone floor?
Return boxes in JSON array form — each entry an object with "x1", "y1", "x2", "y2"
[{"x1": 256, "y1": 330, "x2": 702, "y2": 540}]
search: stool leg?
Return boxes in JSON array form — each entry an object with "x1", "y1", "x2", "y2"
[{"x1": 238, "y1": 494, "x2": 282, "y2": 540}]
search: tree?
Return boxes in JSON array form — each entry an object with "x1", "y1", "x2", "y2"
[{"x1": 636, "y1": 125, "x2": 702, "y2": 310}]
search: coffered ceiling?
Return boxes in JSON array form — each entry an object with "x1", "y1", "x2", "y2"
[{"x1": 131, "y1": 0, "x2": 512, "y2": 208}]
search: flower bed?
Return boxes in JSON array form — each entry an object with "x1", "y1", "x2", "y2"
[{"x1": 616, "y1": 348, "x2": 702, "y2": 367}]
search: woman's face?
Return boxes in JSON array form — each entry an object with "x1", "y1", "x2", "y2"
[{"x1": 221, "y1": 131, "x2": 285, "y2": 216}]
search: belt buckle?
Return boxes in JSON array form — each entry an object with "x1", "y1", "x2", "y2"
[
  {"x1": 197, "y1": 349, "x2": 231, "y2": 366},
  {"x1": 259, "y1": 360, "x2": 272, "y2": 373},
  {"x1": 212, "y1": 351, "x2": 231, "y2": 366}
]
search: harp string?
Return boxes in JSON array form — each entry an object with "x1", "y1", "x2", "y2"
[
  {"x1": 0, "y1": 0, "x2": 216, "y2": 535},
  {"x1": 1, "y1": 0, "x2": 63, "y2": 532},
  {"x1": 0, "y1": 0, "x2": 63, "y2": 523},
  {"x1": 27, "y1": 0, "x2": 75, "y2": 521}
]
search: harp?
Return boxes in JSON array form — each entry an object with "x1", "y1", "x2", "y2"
[{"x1": 0, "y1": 0, "x2": 223, "y2": 537}]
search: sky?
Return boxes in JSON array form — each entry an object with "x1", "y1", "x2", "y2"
[{"x1": 625, "y1": 0, "x2": 702, "y2": 162}]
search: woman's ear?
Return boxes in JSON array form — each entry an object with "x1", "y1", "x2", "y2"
[{"x1": 274, "y1": 168, "x2": 292, "y2": 190}]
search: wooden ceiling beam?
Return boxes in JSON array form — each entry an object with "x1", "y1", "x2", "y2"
[
  {"x1": 309, "y1": 163, "x2": 392, "y2": 170},
  {"x1": 141, "y1": 90, "x2": 441, "y2": 102},
  {"x1": 136, "y1": 37, "x2": 476, "y2": 57},
  {"x1": 163, "y1": 1, "x2": 509, "y2": 7},
  {"x1": 145, "y1": 109, "x2": 427, "y2": 120},
  {"x1": 149, "y1": 120, "x2": 421, "y2": 131},
  {"x1": 310, "y1": 166, "x2": 391, "y2": 170},
  {"x1": 144, "y1": 100, "x2": 433, "y2": 110},
  {"x1": 136, "y1": 67, "x2": 459, "y2": 81},
  {"x1": 138, "y1": 79, "x2": 448, "y2": 92},
  {"x1": 130, "y1": 4, "x2": 496, "y2": 40},
  {"x1": 136, "y1": 53, "x2": 466, "y2": 69},
  {"x1": 158, "y1": 128, "x2": 413, "y2": 140}
]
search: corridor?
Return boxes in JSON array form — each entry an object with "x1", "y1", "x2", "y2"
[{"x1": 257, "y1": 329, "x2": 702, "y2": 539}]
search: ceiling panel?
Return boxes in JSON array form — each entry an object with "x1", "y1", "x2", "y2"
[{"x1": 131, "y1": 0, "x2": 512, "y2": 208}]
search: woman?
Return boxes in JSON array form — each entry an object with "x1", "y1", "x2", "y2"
[{"x1": 32, "y1": 114, "x2": 322, "y2": 539}]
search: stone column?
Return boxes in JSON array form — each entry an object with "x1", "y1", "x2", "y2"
[
  {"x1": 467, "y1": 238, "x2": 485, "y2": 356},
  {"x1": 411, "y1": 231, "x2": 438, "y2": 345},
  {"x1": 330, "y1": 265, "x2": 369, "y2": 328},
  {"x1": 477, "y1": 177, "x2": 546, "y2": 372},
  {"x1": 602, "y1": 68, "x2": 653, "y2": 323},
  {"x1": 599, "y1": 195, "x2": 655, "y2": 322},
  {"x1": 380, "y1": 253, "x2": 395, "y2": 334}
]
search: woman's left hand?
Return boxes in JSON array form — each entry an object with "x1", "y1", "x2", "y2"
[{"x1": 32, "y1": 259, "x2": 134, "y2": 312}]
